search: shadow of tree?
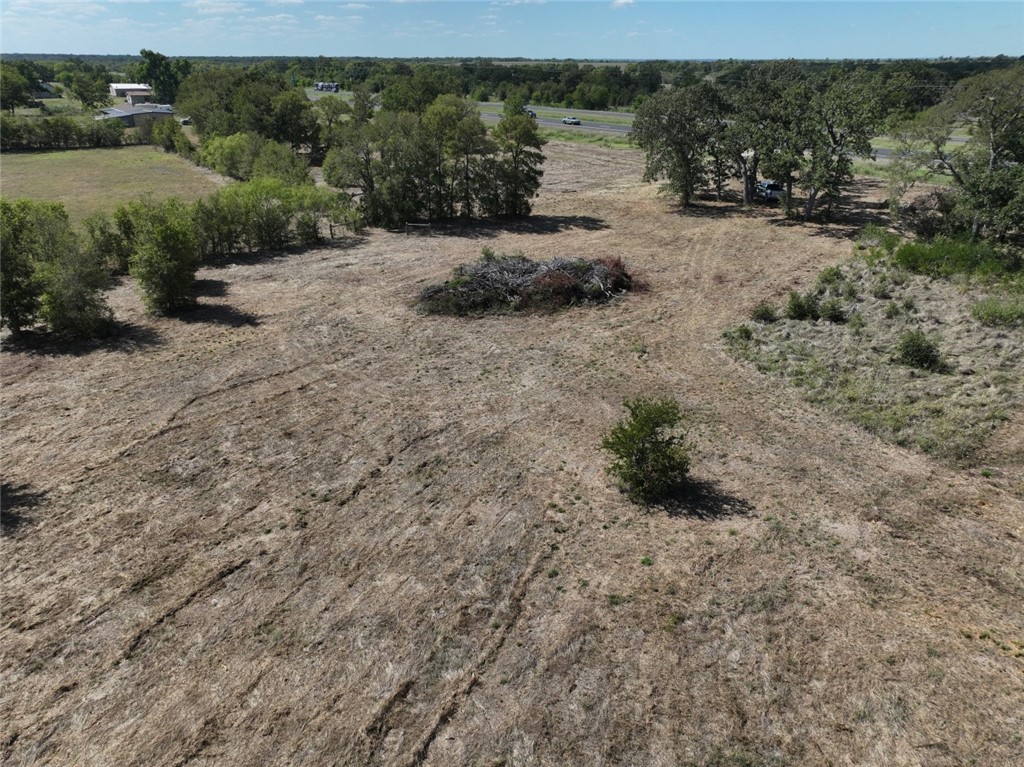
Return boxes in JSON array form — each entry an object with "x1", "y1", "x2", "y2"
[
  {"x1": 194, "y1": 278, "x2": 228, "y2": 298},
  {"x1": 176, "y1": 302, "x2": 259, "y2": 327},
  {"x1": 0, "y1": 322, "x2": 164, "y2": 357},
  {"x1": 430, "y1": 215, "x2": 610, "y2": 239},
  {"x1": 1, "y1": 482, "x2": 46, "y2": 536},
  {"x1": 202, "y1": 235, "x2": 369, "y2": 269},
  {"x1": 659, "y1": 477, "x2": 757, "y2": 519}
]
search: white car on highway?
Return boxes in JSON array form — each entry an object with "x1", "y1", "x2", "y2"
[{"x1": 562, "y1": 116, "x2": 581, "y2": 125}]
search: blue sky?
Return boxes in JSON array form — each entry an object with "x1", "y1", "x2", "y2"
[{"x1": 1, "y1": 1, "x2": 1021, "y2": 59}]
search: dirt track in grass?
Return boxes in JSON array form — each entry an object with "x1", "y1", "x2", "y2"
[{"x1": 2, "y1": 141, "x2": 1022, "y2": 767}]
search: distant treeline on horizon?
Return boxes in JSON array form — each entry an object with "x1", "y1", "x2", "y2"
[{"x1": 3, "y1": 52, "x2": 1020, "y2": 112}]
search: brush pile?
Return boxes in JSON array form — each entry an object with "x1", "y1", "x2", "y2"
[{"x1": 418, "y1": 249, "x2": 634, "y2": 315}]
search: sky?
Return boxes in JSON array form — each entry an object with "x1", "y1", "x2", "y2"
[{"x1": 1, "y1": 1, "x2": 1021, "y2": 60}]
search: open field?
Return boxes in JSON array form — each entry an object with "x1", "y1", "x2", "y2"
[
  {"x1": 0, "y1": 146, "x2": 224, "y2": 226},
  {"x1": 2, "y1": 142, "x2": 1022, "y2": 767}
]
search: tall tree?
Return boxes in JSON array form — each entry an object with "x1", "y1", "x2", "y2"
[
  {"x1": 0, "y1": 63, "x2": 34, "y2": 114},
  {"x1": 491, "y1": 111, "x2": 546, "y2": 216},
  {"x1": 135, "y1": 49, "x2": 191, "y2": 104},
  {"x1": 797, "y1": 68, "x2": 885, "y2": 220},
  {"x1": 630, "y1": 82, "x2": 728, "y2": 207}
]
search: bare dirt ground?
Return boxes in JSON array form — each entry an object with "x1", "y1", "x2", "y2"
[{"x1": 2, "y1": 142, "x2": 1022, "y2": 767}]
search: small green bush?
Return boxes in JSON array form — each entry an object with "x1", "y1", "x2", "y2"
[
  {"x1": 896, "y1": 329, "x2": 942, "y2": 371},
  {"x1": 602, "y1": 396, "x2": 692, "y2": 505},
  {"x1": 816, "y1": 266, "x2": 844, "y2": 294},
  {"x1": 750, "y1": 301, "x2": 778, "y2": 323},
  {"x1": 785, "y1": 291, "x2": 820, "y2": 321},
  {"x1": 820, "y1": 298, "x2": 846, "y2": 323}
]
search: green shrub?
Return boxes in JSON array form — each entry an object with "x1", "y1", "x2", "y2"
[
  {"x1": 129, "y1": 199, "x2": 200, "y2": 314},
  {"x1": 896, "y1": 329, "x2": 942, "y2": 371},
  {"x1": 816, "y1": 266, "x2": 844, "y2": 294},
  {"x1": 820, "y1": 298, "x2": 846, "y2": 323},
  {"x1": 0, "y1": 199, "x2": 43, "y2": 334},
  {"x1": 785, "y1": 291, "x2": 820, "y2": 321},
  {"x1": 602, "y1": 396, "x2": 692, "y2": 505},
  {"x1": 1, "y1": 199, "x2": 112, "y2": 337},
  {"x1": 970, "y1": 297, "x2": 1024, "y2": 327},
  {"x1": 750, "y1": 301, "x2": 778, "y2": 323}
]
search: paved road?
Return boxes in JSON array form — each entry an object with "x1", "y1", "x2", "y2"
[{"x1": 479, "y1": 103, "x2": 635, "y2": 135}]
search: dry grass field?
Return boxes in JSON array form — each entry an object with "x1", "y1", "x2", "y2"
[{"x1": 2, "y1": 142, "x2": 1022, "y2": 767}]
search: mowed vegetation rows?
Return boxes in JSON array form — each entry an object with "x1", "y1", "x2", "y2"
[{"x1": 2, "y1": 53, "x2": 1023, "y2": 767}]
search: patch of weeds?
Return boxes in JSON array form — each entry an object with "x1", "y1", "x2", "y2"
[
  {"x1": 640, "y1": 556, "x2": 653, "y2": 566},
  {"x1": 607, "y1": 593, "x2": 632, "y2": 606},
  {"x1": 726, "y1": 323, "x2": 755, "y2": 342},
  {"x1": 664, "y1": 613, "x2": 684, "y2": 631},
  {"x1": 743, "y1": 579, "x2": 792, "y2": 614},
  {"x1": 971, "y1": 296, "x2": 1024, "y2": 327},
  {"x1": 858, "y1": 223, "x2": 900, "y2": 256},
  {"x1": 547, "y1": 568, "x2": 559, "y2": 578},
  {"x1": 883, "y1": 301, "x2": 904, "y2": 320}
]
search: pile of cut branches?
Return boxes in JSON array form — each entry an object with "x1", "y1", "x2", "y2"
[{"x1": 418, "y1": 248, "x2": 634, "y2": 315}]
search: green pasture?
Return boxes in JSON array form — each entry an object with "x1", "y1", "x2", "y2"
[{"x1": 0, "y1": 146, "x2": 223, "y2": 227}]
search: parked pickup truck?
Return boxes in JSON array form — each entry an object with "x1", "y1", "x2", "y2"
[{"x1": 755, "y1": 181, "x2": 786, "y2": 202}]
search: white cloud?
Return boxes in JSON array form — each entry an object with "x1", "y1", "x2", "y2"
[
  {"x1": 185, "y1": 0, "x2": 247, "y2": 14},
  {"x1": 611, "y1": 0, "x2": 635, "y2": 7}
]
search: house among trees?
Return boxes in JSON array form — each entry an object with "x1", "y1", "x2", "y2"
[{"x1": 109, "y1": 82, "x2": 153, "y2": 100}]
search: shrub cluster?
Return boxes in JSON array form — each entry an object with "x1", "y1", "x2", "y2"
[
  {"x1": 418, "y1": 249, "x2": 633, "y2": 315},
  {"x1": 602, "y1": 397, "x2": 692, "y2": 505},
  {"x1": 2, "y1": 181, "x2": 361, "y2": 331},
  {"x1": 1, "y1": 199, "x2": 113, "y2": 337}
]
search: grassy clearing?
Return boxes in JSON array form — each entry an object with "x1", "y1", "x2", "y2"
[
  {"x1": 725, "y1": 233, "x2": 1023, "y2": 462},
  {"x1": 538, "y1": 127, "x2": 633, "y2": 149},
  {"x1": 852, "y1": 160, "x2": 951, "y2": 186},
  {"x1": 0, "y1": 146, "x2": 222, "y2": 227}
]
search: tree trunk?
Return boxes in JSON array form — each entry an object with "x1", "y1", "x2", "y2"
[{"x1": 803, "y1": 188, "x2": 819, "y2": 221}]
